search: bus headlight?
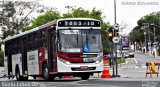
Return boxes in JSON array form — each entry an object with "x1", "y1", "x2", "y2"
[
  {"x1": 95, "y1": 52, "x2": 103, "y2": 64},
  {"x1": 59, "y1": 58, "x2": 71, "y2": 65}
]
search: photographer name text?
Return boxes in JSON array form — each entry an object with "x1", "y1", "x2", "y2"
[{"x1": 122, "y1": 1, "x2": 159, "y2": 5}]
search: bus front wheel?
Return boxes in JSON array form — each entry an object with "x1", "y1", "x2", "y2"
[
  {"x1": 80, "y1": 74, "x2": 90, "y2": 80},
  {"x1": 15, "y1": 67, "x2": 28, "y2": 81}
]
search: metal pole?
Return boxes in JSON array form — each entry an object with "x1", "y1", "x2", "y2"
[
  {"x1": 114, "y1": 0, "x2": 118, "y2": 76},
  {"x1": 154, "y1": 25, "x2": 156, "y2": 42},
  {"x1": 148, "y1": 23, "x2": 151, "y2": 56},
  {"x1": 114, "y1": 0, "x2": 116, "y2": 24},
  {"x1": 114, "y1": 0, "x2": 120, "y2": 77},
  {"x1": 115, "y1": 43, "x2": 118, "y2": 76},
  {"x1": 153, "y1": 25, "x2": 156, "y2": 57},
  {"x1": 112, "y1": 44, "x2": 116, "y2": 77},
  {"x1": 111, "y1": 0, "x2": 116, "y2": 77},
  {"x1": 145, "y1": 32, "x2": 147, "y2": 54}
]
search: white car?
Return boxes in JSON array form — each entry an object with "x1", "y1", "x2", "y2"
[
  {"x1": 128, "y1": 50, "x2": 135, "y2": 57},
  {"x1": 124, "y1": 51, "x2": 129, "y2": 58}
]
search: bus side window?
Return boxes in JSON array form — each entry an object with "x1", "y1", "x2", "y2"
[
  {"x1": 17, "y1": 38, "x2": 21, "y2": 53},
  {"x1": 40, "y1": 30, "x2": 47, "y2": 48},
  {"x1": 35, "y1": 32, "x2": 38, "y2": 49},
  {"x1": 12, "y1": 40, "x2": 16, "y2": 54},
  {"x1": 42, "y1": 30, "x2": 47, "y2": 38},
  {"x1": 28, "y1": 33, "x2": 35, "y2": 51}
]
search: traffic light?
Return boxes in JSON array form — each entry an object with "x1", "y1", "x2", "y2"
[
  {"x1": 113, "y1": 23, "x2": 119, "y2": 37},
  {"x1": 114, "y1": 29, "x2": 119, "y2": 37},
  {"x1": 108, "y1": 27, "x2": 113, "y2": 42}
]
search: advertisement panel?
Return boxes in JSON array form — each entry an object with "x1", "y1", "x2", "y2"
[{"x1": 122, "y1": 36, "x2": 129, "y2": 47}]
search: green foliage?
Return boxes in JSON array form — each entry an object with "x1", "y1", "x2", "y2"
[
  {"x1": 117, "y1": 58, "x2": 125, "y2": 64},
  {"x1": 32, "y1": 11, "x2": 61, "y2": 28},
  {"x1": 102, "y1": 30, "x2": 112, "y2": 54},
  {"x1": 131, "y1": 11, "x2": 160, "y2": 45},
  {"x1": 137, "y1": 13, "x2": 160, "y2": 26},
  {"x1": 23, "y1": 11, "x2": 61, "y2": 31},
  {"x1": 0, "y1": 50, "x2": 4, "y2": 66},
  {"x1": 129, "y1": 27, "x2": 144, "y2": 43}
]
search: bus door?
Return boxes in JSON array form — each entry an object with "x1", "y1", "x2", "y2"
[
  {"x1": 48, "y1": 27, "x2": 57, "y2": 72},
  {"x1": 6, "y1": 41, "x2": 12, "y2": 76},
  {"x1": 21, "y1": 36, "x2": 28, "y2": 74}
]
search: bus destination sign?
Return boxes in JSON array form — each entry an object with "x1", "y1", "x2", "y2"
[{"x1": 58, "y1": 20, "x2": 100, "y2": 27}]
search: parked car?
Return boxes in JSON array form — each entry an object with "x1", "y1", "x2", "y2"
[
  {"x1": 128, "y1": 50, "x2": 135, "y2": 57},
  {"x1": 124, "y1": 51, "x2": 129, "y2": 58}
]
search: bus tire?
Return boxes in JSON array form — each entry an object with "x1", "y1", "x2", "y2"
[
  {"x1": 42, "y1": 64, "x2": 54, "y2": 80},
  {"x1": 81, "y1": 74, "x2": 90, "y2": 80},
  {"x1": 15, "y1": 67, "x2": 22, "y2": 81}
]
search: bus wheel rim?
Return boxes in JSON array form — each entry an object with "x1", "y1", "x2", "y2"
[
  {"x1": 44, "y1": 67, "x2": 48, "y2": 78},
  {"x1": 17, "y1": 71, "x2": 19, "y2": 79}
]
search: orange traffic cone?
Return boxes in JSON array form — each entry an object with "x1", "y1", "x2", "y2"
[{"x1": 101, "y1": 57, "x2": 111, "y2": 78}]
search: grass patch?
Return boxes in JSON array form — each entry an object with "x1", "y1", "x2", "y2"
[
  {"x1": 108, "y1": 57, "x2": 126, "y2": 66},
  {"x1": 117, "y1": 58, "x2": 125, "y2": 64}
]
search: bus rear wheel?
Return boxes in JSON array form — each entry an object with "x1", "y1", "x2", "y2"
[
  {"x1": 16, "y1": 68, "x2": 22, "y2": 81},
  {"x1": 42, "y1": 64, "x2": 54, "y2": 80},
  {"x1": 15, "y1": 67, "x2": 28, "y2": 81}
]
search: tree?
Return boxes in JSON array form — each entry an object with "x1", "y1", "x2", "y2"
[
  {"x1": 23, "y1": 11, "x2": 61, "y2": 31},
  {"x1": 0, "y1": 1, "x2": 16, "y2": 40},
  {"x1": 0, "y1": 0, "x2": 56, "y2": 40},
  {"x1": 137, "y1": 12, "x2": 160, "y2": 42},
  {"x1": 129, "y1": 26, "x2": 144, "y2": 43},
  {"x1": 130, "y1": 11, "x2": 160, "y2": 51}
]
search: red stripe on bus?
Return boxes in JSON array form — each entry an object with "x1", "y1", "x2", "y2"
[{"x1": 58, "y1": 52, "x2": 83, "y2": 62}]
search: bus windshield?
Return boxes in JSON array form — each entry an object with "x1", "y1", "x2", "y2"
[{"x1": 58, "y1": 29, "x2": 102, "y2": 53}]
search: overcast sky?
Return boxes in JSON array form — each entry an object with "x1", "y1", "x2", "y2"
[{"x1": 12, "y1": 0, "x2": 160, "y2": 34}]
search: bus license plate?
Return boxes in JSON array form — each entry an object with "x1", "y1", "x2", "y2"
[{"x1": 84, "y1": 58, "x2": 94, "y2": 62}]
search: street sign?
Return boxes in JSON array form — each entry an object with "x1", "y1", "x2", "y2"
[
  {"x1": 113, "y1": 23, "x2": 119, "y2": 30},
  {"x1": 112, "y1": 37, "x2": 120, "y2": 43}
]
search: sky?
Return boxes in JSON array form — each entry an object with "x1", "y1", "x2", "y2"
[{"x1": 7, "y1": 0, "x2": 160, "y2": 34}]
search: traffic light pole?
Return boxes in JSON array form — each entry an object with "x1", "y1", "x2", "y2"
[
  {"x1": 113, "y1": 0, "x2": 120, "y2": 78},
  {"x1": 112, "y1": 43, "x2": 116, "y2": 77},
  {"x1": 111, "y1": 0, "x2": 117, "y2": 78}
]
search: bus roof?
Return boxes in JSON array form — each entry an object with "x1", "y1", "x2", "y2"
[
  {"x1": 4, "y1": 20, "x2": 57, "y2": 42},
  {"x1": 57, "y1": 18, "x2": 100, "y2": 21},
  {"x1": 4, "y1": 18, "x2": 100, "y2": 42}
]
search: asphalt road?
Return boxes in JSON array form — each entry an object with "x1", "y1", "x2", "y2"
[
  {"x1": 113, "y1": 50, "x2": 160, "y2": 78},
  {"x1": 0, "y1": 78, "x2": 160, "y2": 87}
]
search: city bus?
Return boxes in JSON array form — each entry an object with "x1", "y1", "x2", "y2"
[{"x1": 4, "y1": 18, "x2": 103, "y2": 81}]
